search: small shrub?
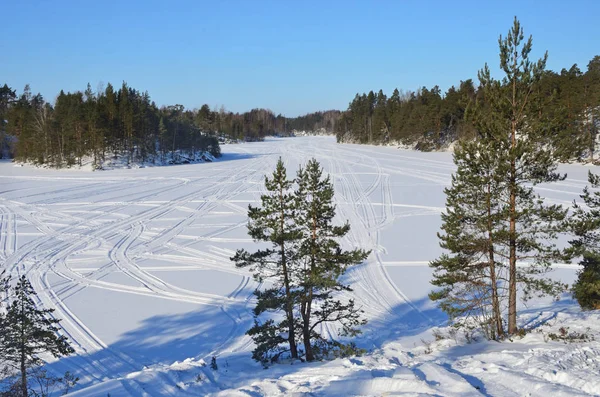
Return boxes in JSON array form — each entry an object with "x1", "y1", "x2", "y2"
[
  {"x1": 432, "y1": 329, "x2": 445, "y2": 341},
  {"x1": 420, "y1": 339, "x2": 433, "y2": 354},
  {"x1": 331, "y1": 342, "x2": 366, "y2": 359},
  {"x1": 515, "y1": 328, "x2": 528, "y2": 338},
  {"x1": 463, "y1": 329, "x2": 477, "y2": 344},
  {"x1": 61, "y1": 371, "x2": 79, "y2": 395},
  {"x1": 547, "y1": 326, "x2": 595, "y2": 344},
  {"x1": 448, "y1": 327, "x2": 459, "y2": 344}
]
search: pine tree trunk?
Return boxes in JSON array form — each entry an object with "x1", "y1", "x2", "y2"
[
  {"x1": 20, "y1": 294, "x2": 27, "y2": 397},
  {"x1": 507, "y1": 45, "x2": 520, "y2": 335},
  {"x1": 590, "y1": 117, "x2": 595, "y2": 164},
  {"x1": 507, "y1": 193, "x2": 518, "y2": 335},
  {"x1": 279, "y1": 185, "x2": 298, "y2": 359},
  {"x1": 44, "y1": 115, "x2": 48, "y2": 163},
  {"x1": 508, "y1": 44, "x2": 519, "y2": 335},
  {"x1": 20, "y1": 351, "x2": 27, "y2": 397},
  {"x1": 436, "y1": 118, "x2": 441, "y2": 150},
  {"x1": 59, "y1": 132, "x2": 64, "y2": 165},
  {"x1": 281, "y1": 238, "x2": 298, "y2": 359},
  {"x1": 172, "y1": 126, "x2": 177, "y2": 162},
  {"x1": 302, "y1": 305, "x2": 314, "y2": 361},
  {"x1": 301, "y1": 279, "x2": 314, "y2": 361},
  {"x1": 302, "y1": 214, "x2": 318, "y2": 361},
  {"x1": 486, "y1": 182, "x2": 504, "y2": 338},
  {"x1": 302, "y1": 325, "x2": 313, "y2": 361},
  {"x1": 508, "y1": 104, "x2": 518, "y2": 334},
  {"x1": 585, "y1": 86, "x2": 595, "y2": 163}
]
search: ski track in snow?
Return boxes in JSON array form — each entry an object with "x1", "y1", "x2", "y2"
[{"x1": 1, "y1": 137, "x2": 598, "y2": 396}]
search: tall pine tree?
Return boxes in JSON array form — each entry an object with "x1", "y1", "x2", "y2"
[
  {"x1": 294, "y1": 159, "x2": 369, "y2": 360},
  {"x1": 431, "y1": 18, "x2": 568, "y2": 337},
  {"x1": 0, "y1": 84, "x2": 16, "y2": 159},
  {"x1": 231, "y1": 158, "x2": 301, "y2": 362},
  {"x1": 478, "y1": 18, "x2": 568, "y2": 334},
  {"x1": 430, "y1": 140, "x2": 506, "y2": 339}
]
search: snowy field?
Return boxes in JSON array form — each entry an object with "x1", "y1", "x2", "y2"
[{"x1": 1, "y1": 136, "x2": 599, "y2": 396}]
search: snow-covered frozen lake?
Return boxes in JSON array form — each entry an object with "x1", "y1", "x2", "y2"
[{"x1": 1, "y1": 136, "x2": 598, "y2": 396}]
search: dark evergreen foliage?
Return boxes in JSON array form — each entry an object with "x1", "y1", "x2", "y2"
[
  {"x1": 231, "y1": 158, "x2": 302, "y2": 363},
  {"x1": 429, "y1": 141, "x2": 506, "y2": 339},
  {"x1": 430, "y1": 18, "x2": 569, "y2": 337},
  {"x1": 0, "y1": 84, "x2": 17, "y2": 159},
  {"x1": 0, "y1": 276, "x2": 74, "y2": 397},
  {"x1": 570, "y1": 172, "x2": 600, "y2": 310},
  {"x1": 285, "y1": 111, "x2": 341, "y2": 134},
  {"x1": 336, "y1": 56, "x2": 600, "y2": 161},
  {"x1": 294, "y1": 159, "x2": 369, "y2": 361},
  {"x1": 2, "y1": 82, "x2": 221, "y2": 168},
  {"x1": 232, "y1": 159, "x2": 369, "y2": 364}
]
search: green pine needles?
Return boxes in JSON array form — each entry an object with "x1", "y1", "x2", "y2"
[
  {"x1": 232, "y1": 158, "x2": 369, "y2": 364},
  {"x1": 430, "y1": 17, "x2": 569, "y2": 338},
  {"x1": 570, "y1": 172, "x2": 600, "y2": 310},
  {"x1": 0, "y1": 275, "x2": 75, "y2": 396}
]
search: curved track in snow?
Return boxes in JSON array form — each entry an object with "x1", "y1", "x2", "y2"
[{"x1": 0, "y1": 137, "x2": 592, "y2": 396}]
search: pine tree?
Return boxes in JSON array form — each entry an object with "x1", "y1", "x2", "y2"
[
  {"x1": 0, "y1": 84, "x2": 16, "y2": 159},
  {"x1": 430, "y1": 140, "x2": 506, "y2": 339},
  {"x1": 10, "y1": 85, "x2": 36, "y2": 162},
  {"x1": 541, "y1": 65, "x2": 587, "y2": 162},
  {"x1": 101, "y1": 82, "x2": 118, "y2": 158},
  {"x1": 294, "y1": 159, "x2": 369, "y2": 360},
  {"x1": 118, "y1": 82, "x2": 134, "y2": 164},
  {"x1": 0, "y1": 276, "x2": 74, "y2": 397},
  {"x1": 366, "y1": 91, "x2": 376, "y2": 143},
  {"x1": 570, "y1": 172, "x2": 600, "y2": 310},
  {"x1": 431, "y1": 18, "x2": 568, "y2": 337},
  {"x1": 84, "y1": 83, "x2": 101, "y2": 167},
  {"x1": 231, "y1": 158, "x2": 301, "y2": 363},
  {"x1": 372, "y1": 90, "x2": 388, "y2": 143},
  {"x1": 0, "y1": 270, "x2": 11, "y2": 365},
  {"x1": 476, "y1": 17, "x2": 568, "y2": 334},
  {"x1": 584, "y1": 56, "x2": 600, "y2": 162},
  {"x1": 158, "y1": 117, "x2": 168, "y2": 162}
]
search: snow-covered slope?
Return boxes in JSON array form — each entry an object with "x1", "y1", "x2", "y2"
[{"x1": 0, "y1": 137, "x2": 598, "y2": 396}]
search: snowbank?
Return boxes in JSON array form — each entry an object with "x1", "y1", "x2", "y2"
[
  {"x1": 67, "y1": 306, "x2": 600, "y2": 396},
  {"x1": 13, "y1": 150, "x2": 218, "y2": 172}
]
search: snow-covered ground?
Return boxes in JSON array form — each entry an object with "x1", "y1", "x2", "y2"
[
  {"x1": 13, "y1": 149, "x2": 218, "y2": 172},
  {"x1": 1, "y1": 136, "x2": 599, "y2": 396}
]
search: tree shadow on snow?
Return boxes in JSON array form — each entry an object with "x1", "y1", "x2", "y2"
[
  {"x1": 42, "y1": 274, "x2": 450, "y2": 395},
  {"x1": 357, "y1": 296, "x2": 447, "y2": 350},
  {"x1": 43, "y1": 300, "x2": 254, "y2": 393},
  {"x1": 218, "y1": 152, "x2": 272, "y2": 162}
]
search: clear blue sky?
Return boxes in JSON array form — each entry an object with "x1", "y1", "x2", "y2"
[{"x1": 2, "y1": 0, "x2": 599, "y2": 116}]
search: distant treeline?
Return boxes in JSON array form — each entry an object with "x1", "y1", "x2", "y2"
[
  {"x1": 0, "y1": 82, "x2": 223, "y2": 167},
  {"x1": 0, "y1": 82, "x2": 341, "y2": 167},
  {"x1": 285, "y1": 110, "x2": 341, "y2": 134},
  {"x1": 336, "y1": 55, "x2": 600, "y2": 161}
]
